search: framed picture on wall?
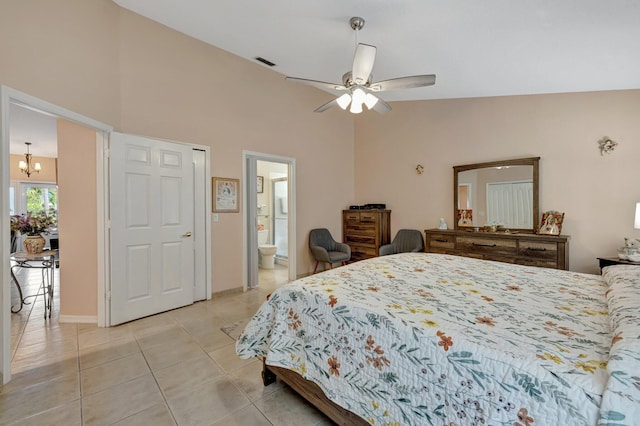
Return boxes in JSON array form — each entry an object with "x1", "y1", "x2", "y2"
[
  {"x1": 212, "y1": 177, "x2": 240, "y2": 213},
  {"x1": 257, "y1": 176, "x2": 264, "y2": 194}
]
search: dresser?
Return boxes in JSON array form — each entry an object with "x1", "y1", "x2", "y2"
[
  {"x1": 343, "y1": 210, "x2": 391, "y2": 262},
  {"x1": 424, "y1": 228, "x2": 570, "y2": 270}
]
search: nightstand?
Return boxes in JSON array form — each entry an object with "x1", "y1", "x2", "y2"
[{"x1": 597, "y1": 257, "x2": 640, "y2": 272}]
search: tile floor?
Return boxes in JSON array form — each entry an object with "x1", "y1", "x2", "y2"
[{"x1": 2, "y1": 263, "x2": 334, "y2": 425}]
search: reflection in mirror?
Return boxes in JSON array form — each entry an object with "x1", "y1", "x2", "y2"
[{"x1": 453, "y1": 157, "x2": 539, "y2": 232}]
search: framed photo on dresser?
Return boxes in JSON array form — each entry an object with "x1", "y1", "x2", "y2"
[{"x1": 538, "y1": 211, "x2": 564, "y2": 235}]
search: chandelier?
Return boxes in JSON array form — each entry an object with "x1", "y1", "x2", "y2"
[{"x1": 18, "y1": 142, "x2": 42, "y2": 177}]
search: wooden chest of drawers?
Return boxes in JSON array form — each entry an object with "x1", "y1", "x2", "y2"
[
  {"x1": 343, "y1": 210, "x2": 391, "y2": 262},
  {"x1": 424, "y1": 229, "x2": 570, "y2": 270}
]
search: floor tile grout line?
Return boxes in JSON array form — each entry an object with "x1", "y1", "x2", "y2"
[
  {"x1": 75, "y1": 322, "x2": 86, "y2": 425},
  {"x1": 10, "y1": 268, "x2": 41, "y2": 362},
  {"x1": 7, "y1": 267, "x2": 290, "y2": 425},
  {"x1": 134, "y1": 326, "x2": 180, "y2": 426}
]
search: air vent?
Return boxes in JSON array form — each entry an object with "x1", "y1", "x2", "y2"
[{"x1": 255, "y1": 57, "x2": 276, "y2": 67}]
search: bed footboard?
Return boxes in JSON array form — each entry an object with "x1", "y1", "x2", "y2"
[{"x1": 262, "y1": 360, "x2": 368, "y2": 425}]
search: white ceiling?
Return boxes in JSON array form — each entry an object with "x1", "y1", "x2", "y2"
[
  {"x1": 113, "y1": 0, "x2": 640, "y2": 102},
  {"x1": 11, "y1": 1, "x2": 640, "y2": 156},
  {"x1": 9, "y1": 104, "x2": 58, "y2": 157}
]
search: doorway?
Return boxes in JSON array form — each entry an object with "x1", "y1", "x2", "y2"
[
  {"x1": 1, "y1": 86, "x2": 112, "y2": 384},
  {"x1": 243, "y1": 151, "x2": 296, "y2": 291},
  {"x1": 1, "y1": 87, "x2": 211, "y2": 384}
]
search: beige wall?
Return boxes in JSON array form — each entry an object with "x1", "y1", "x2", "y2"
[
  {"x1": 9, "y1": 154, "x2": 57, "y2": 183},
  {"x1": 114, "y1": 7, "x2": 355, "y2": 286},
  {"x1": 56, "y1": 119, "x2": 97, "y2": 317},
  {"x1": 1, "y1": 0, "x2": 355, "y2": 307},
  {"x1": 3, "y1": 1, "x2": 639, "y2": 320},
  {"x1": 355, "y1": 90, "x2": 640, "y2": 274}
]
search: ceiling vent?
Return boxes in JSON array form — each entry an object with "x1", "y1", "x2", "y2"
[{"x1": 255, "y1": 57, "x2": 276, "y2": 67}]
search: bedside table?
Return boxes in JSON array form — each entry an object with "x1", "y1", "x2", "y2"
[{"x1": 597, "y1": 257, "x2": 640, "y2": 272}]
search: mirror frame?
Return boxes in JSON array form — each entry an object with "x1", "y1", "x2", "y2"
[{"x1": 453, "y1": 157, "x2": 540, "y2": 233}]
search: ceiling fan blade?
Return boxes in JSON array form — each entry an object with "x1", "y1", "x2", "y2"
[
  {"x1": 371, "y1": 97, "x2": 392, "y2": 114},
  {"x1": 285, "y1": 77, "x2": 347, "y2": 92},
  {"x1": 369, "y1": 74, "x2": 436, "y2": 92},
  {"x1": 352, "y1": 44, "x2": 376, "y2": 85},
  {"x1": 313, "y1": 99, "x2": 339, "y2": 113}
]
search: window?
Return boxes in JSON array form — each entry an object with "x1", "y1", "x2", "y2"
[
  {"x1": 9, "y1": 185, "x2": 15, "y2": 215},
  {"x1": 18, "y1": 183, "x2": 58, "y2": 221}
]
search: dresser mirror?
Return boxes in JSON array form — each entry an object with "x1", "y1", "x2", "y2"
[{"x1": 453, "y1": 157, "x2": 539, "y2": 233}]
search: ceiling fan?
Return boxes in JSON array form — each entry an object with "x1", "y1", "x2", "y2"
[{"x1": 285, "y1": 17, "x2": 436, "y2": 114}]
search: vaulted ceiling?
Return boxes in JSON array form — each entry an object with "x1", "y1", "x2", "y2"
[
  {"x1": 10, "y1": 1, "x2": 640, "y2": 155},
  {"x1": 114, "y1": 0, "x2": 640, "y2": 101}
]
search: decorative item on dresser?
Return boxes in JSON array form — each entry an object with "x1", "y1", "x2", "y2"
[
  {"x1": 342, "y1": 209, "x2": 391, "y2": 261},
  {"x1": 424, "y1": 228, "x2": 570, "y2": 270}
]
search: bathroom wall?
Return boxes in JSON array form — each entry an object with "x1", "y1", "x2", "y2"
[{"x1": 256, "y1": 160, "x2": 288, "y2": 244}]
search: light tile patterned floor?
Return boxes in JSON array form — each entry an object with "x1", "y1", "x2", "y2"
[{"x1": 1, "y1": 264, "x2": 334, "y2": 425}]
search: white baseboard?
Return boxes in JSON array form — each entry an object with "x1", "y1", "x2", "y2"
[{"x1": 58, "y1": 315, "x2": 97, "y2": 324}]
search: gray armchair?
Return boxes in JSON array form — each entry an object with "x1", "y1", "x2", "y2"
[
  {"x1": 309, "y1": 228, "x2": 351, "y2": 273},
  {"x1": 379, "y1": 229, "x2": 424, "y2": 256}
]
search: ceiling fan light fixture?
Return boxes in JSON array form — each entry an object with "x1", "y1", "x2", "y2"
[
  {"x1": 336, "y1": 93, "x2": 351, "y2": 110},
  {"x1": 349, "y1": 88, "x2": 366, "y2": 114},
  {"x1": 349, "y1": 102, "x2": 363, "y2": 114},
  {"x1": 285, "y1": 16, "x2": 435, "y2": 115},
  {"x1": 352, "y1": 87, "x2": 366, "y2": 104},
  {"x1": 364, "y1": 93, "x2": 379, "y2": 109}
]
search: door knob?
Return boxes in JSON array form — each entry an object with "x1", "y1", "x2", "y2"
[{"x1": 182, "y1": 231, "x2": 193, "y2": 238}]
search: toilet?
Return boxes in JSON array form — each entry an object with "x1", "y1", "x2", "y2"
[{"x1": 258, "y1": 229, "x2": 277, "y2": 269}]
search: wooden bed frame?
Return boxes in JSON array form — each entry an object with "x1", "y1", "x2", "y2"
[{"x1": 262, "y1": 360, "x2": 368, "y2": 425}]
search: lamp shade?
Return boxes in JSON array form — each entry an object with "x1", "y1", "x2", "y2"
[
  {"x1": 349, "y1": 102, "x2": 363, "y2": 114},
  {"x1": 364, "y1": 93, "x2": 379, "y2": 109},
  {"x1": 336, "y1": 93, "x2": 351, "y2": 110},
  {"x1": 635, "y1": 202, "x2": 640, "y2": 229}
]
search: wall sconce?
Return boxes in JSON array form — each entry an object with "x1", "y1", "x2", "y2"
[
  {"x1": 598, "y1": 136, "x2": 618, "y2": 156},
  {"x1": 416, "y1": 164, "x2": 424, "y2": 175}
]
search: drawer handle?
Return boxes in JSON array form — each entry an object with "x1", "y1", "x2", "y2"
[
  {"x1": 527, "y1": 247, "x2": 547, "y2": 251},
  {"x1": 472, "y1": 242, "x2": 496, "y2": 247},
  {"x1": 435, "y1": 239, "x2": 449, "y2": 243}
]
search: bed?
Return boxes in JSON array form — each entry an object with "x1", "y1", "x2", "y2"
[{"x1": 236, "y1": 253, "x2": 640, "y2": 425}]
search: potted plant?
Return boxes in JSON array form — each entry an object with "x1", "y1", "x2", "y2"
[{"x1": 10, "y1": 212, "x2": 57, "y2": 254}]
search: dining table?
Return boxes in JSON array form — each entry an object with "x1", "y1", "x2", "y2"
[{"x1": 10, "y1": 249, "x2": 57, "y2": 318}]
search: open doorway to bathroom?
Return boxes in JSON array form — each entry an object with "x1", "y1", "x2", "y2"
[
  {"x1": 256, "y1": 161, "x2": 289, "y2": 288},
  {"x1": 243, "y1": 150, "x2": 296, "y2": 291}
]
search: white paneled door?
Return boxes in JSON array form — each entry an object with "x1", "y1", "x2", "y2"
[{"x1": 110, "y1": 132, "x2": 194, "y2": 325}]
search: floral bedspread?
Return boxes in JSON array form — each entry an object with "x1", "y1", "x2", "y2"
[
  {"x1": 237, "y1": 253, "x2": 635, "y2": 425},
  {"x1": 598, "y1": 265, "x2": 640, "y2": 425}
]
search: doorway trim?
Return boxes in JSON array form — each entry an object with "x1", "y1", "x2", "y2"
[
  {"x1": 242, "y1": 151, "x2": 296, "y2": 291},
  {"x1": 1, "y1": 86, "x2": 112, "y2": 384}
]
